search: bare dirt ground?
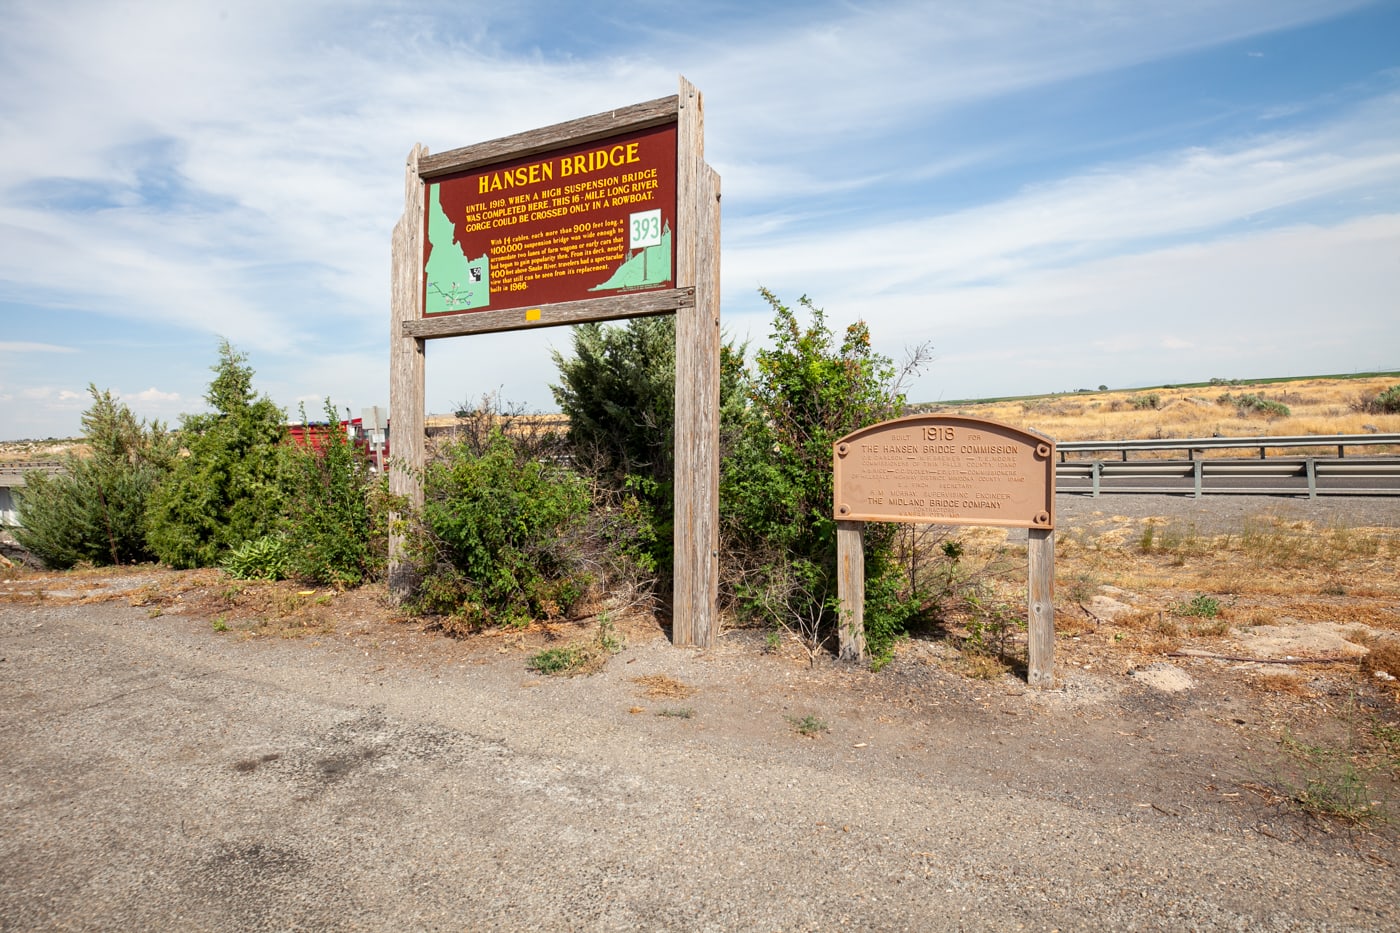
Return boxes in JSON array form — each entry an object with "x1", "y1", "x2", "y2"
[{"x1": 2, "y1": 494, "x2": 1399, "y2": 931}]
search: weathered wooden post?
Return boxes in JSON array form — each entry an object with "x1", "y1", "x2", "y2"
[
  {"x1": 836, "y1": 520, "x2": 866, "y2": 661},
  {"x1": 671, "y1": 78, "x2": 722, "y2": 647},
  {"x1": 1027, "y1": 526, "x2": 1055, "y2": 686},
  {"x1": 388, "y1": 143, "x2": 427, "y2": 602}
]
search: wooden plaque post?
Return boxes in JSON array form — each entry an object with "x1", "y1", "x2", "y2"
[
  {"x1": 1027, "y1": 527, "x2": 1055, "y2": 686},
  {"x1": 836, "y1": 521, "x2": 866, "y2": 662},
  {"x1": 832, "y1": 415, "x2": 1057, "y2": 686}
]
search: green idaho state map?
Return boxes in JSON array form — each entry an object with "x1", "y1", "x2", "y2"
[
  {"x1": 590, "y1": 224, "x2": 672, "y2": 292},
  {"x1": 424, "y1": 186, "x2": 489, "y2": 314}
]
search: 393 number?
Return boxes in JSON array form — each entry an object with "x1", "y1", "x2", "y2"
[
  {"x1": 631, "y1": 214, "x2": 660, "y2": 244},
  {"x1": 629, "y1": 209, "x2": 662, "y2": 250}
]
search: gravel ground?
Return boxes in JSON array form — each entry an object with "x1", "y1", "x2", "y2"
[{"x1": 3, "y1": 538, "x2": 1398, "y2": 933}]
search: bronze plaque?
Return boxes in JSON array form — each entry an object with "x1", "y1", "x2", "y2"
[{"x1": 833, "y1": 415, "x2": 1054, "y2": 529}]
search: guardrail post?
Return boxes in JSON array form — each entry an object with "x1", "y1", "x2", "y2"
[
  {"x1": 1306, "y1": 458, "x2": 1317, "y2": 499},
  {"x1": 1193, "y1": 459, "x2": 1203, "y2": 498},
  {"x1": 1091, "y1": 460, "x2": 1102, "y2": 497}
]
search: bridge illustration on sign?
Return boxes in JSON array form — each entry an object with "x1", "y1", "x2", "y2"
[
  {"x1": 590, "y1": 222, "x2": 672, "y2": 293},
  {"x1": 424, "y1": 186, "x2": 489, "y2": 313}
]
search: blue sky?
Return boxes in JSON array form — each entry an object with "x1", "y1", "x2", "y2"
[{"x1": 1, "y1": 0, "x2": 1397, "y2": 440}]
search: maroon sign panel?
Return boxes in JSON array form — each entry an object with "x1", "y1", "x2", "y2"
[{"x1": 422, "y1": 124, "x2": 678, "y2": 317}]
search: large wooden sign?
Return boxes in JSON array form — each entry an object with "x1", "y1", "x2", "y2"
[
  {"x1": 390, "y1": 78, "x2": 721, "y2": 648},
  {"x1": 833, "y1": 415, "x2": 1054, "y2": 529},
  {"x1": 832, "y1": 414, "x2": 1056, "y2": 687},
  {"x1": 424, "y1": 123, "x2": 678, "y2": 317}
]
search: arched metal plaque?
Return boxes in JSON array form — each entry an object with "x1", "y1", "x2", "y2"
[{"x1": 833, "y1": 415, "x2": 1054, "y2": 529}]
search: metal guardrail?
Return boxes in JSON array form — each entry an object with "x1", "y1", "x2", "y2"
[
  {"x1": 0, "y1": 460, "x2": 65, "y2": 485},
  {"x1": 1055, "y1": 435, "x2": 1400, "y2": 498},
  {"x1": 1058, "y1": 433, "x2": 1400, "y2": 461}
]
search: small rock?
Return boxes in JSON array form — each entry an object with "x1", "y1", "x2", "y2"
[
  {"x1": 1087, "y1": 594, "x2": 1134, "y2": 621},
  {"x1": 1131, "y1": 663, "x2": 1195, "y2": 693}
]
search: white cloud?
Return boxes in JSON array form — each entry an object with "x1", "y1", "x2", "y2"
[
  {"x1": 892, "y1": 213, "x2": 1400, "y2": 399},
  {"x1": 17, "y1": 386, "x2": 87, "y2": 404},
  {"x1": 694, "y1": 1, "x2": 1374, "y2": 160},
  {"x1": 724, "y1": 94, "x2": 1400, "y2": 302},
  {"x1": 0, "y1": 341, "x2": 77, "y2": 353},
  {"x1": 123, "y1": 387, "x2": 181, "y2": 403}
]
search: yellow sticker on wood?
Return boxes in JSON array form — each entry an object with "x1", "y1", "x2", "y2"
[{"x1": 525, "y1": 308, "x2": 541, "y2": 321}]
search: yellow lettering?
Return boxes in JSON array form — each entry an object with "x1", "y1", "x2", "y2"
[
  {"x1": 477, "y1": 158, "x2": 557, "y2": 192},
  {"x1": 556, "y1": 143, "x2": 646, "y2": 179}
]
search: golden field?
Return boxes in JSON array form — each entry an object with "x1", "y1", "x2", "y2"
[{"x1": 924, "y1": 373, "x2": 1400, "y2": 444}]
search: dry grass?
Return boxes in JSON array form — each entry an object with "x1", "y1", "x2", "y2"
[
  {"x1": 633, "y1": 674, "x2": 697, "y2": 699},
  {"x1": 1360, "y1": 641, "x2": 1400, "y2": 698},
  {"x1": 1250, "y1": 672, "x2": 1317, "y2": 697},
  {"x1": 927, "y1": 499, "x2": 1400, "y2": 681},
  {"x1": 958, "y1": 652, "x2": 1014, "y2": 680},
  {"x1": 926, "y1": 375, "x2": 1400, "y2": 446}
]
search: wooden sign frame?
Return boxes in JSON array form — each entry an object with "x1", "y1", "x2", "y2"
[
  {"x1": 389, "y1": 77, "x2": 721, "y2": 647},
  {"x1": 831, "y1": 415, "x2": 1056, "y2": 686}
]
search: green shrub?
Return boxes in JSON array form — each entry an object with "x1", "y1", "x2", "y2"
[
  {"x1": 787, "y1": 714, "x2": 829, "y2": 737},
  {"x1": 525, "y1": 617, "x2": 622, "y2": 676},
  {"x1": 551, "y1": 317, "x2": 677, "y2": 575},
  {"x1": 146, "y1": 342, "x2": 291, "y2": 568},
  {"x1": 721, "y1": 288, "x2": 931, "y2": 665},
  {"x1": 527, "y1": 646, "x2": 587, "y2": 675},
  {"x1": 861, "y1": 559, "x2": 923, "y2": 669},
  {"x1": 14, "y1": 386, "x2": 175, "y2": 568},
  {"x1": 960, "y1": 590, "x2": 1026, "y2": 657},
  {"x1": 280, "y1": 401, "x2": 387, "y2": 587},
  {"x1": 222, "y1": 534, "x2": 290, "y2": 581},
  {"x1": 1217, "y1": 392, "x2": 1290, "y2": 418},
  {"x1": 551, "y1": 316, "x2": 749, "y2": 577},
  {"x1": 1174, "y1": 593, "x2": 1222, "y2": 618},
  {"x1": 550, "y1": 301, "x2": 934, "y2": 668},
  {"x1": 552, "y1": 317, "x2": 677, "y2": 484},
  {"x1": 1128, "y1": 393, "x2": 1161, "y2": 410},
  {"x1": 409, "y1": 428, "x2": 592, "y2": 628},
  {"x1": 1358, "y1": 384, "x2": 1400, "y2": 414}
]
